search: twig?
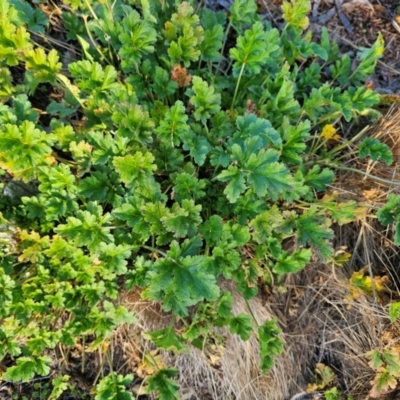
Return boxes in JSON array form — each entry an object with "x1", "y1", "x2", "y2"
[{"x1": 335, "y1": 0, "x2": 354, "y2": 34}]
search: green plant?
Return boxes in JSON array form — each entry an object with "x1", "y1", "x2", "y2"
[
  {"x1": 389, "y1": 301, "x2": 400, "y2": 322},
  {"x1": 376, "y1": 193, "x2": 400, "y2": 245},
  {"x1": 0, "y1": 0, "x2": 391, "y2": 397},
  {"x1": 366, "y1": 349, "x2": 400, "y2": 398},
  {"x1": 10, "y1": 377, "x2": 68, "y2": 400},
  {"x1": 324, "y1": 387, "x2": 354, "y2": 400},
  {"x1": 32, "y1": 381, "x2": 51, "y2": 400},
  {"x1": 94, "y1": 372, "x2": 134, "y2": 400},
  {"x1": 308, "y1": 363, "x2": 336, "y2": 391}
]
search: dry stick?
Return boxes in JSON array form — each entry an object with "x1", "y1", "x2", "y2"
[
  {"x1": 335, "y1": 0, "x2": 353, "y2": 34},
  {"x1": 330, "y1": 165, "x2": 400, "y2": 186},
  {"x1": 362, "y1": 231, "x2": 383, "y2": 331},
  {"x1": 296, "y1": 273, "x2": 333, "y2": 322},
  {"x1": 81, "y1": 336, "x2": 86, "y2": 373},
  {"x1": 93, "y1": 348, "x2": 106, "y2": 386},
  {"x1": 374, "y1": 248, "x2": 400, "y2": 295},
  {"x1": 236, "y1": 375, "x2": 266, "y2": 400},
  {"x1": 29, "y1": 31, "x2": 82, "y2": 55},
  {"x1": 245, "y1": 299, "x2": 260, "y2": 329},
  {"x1": 216, "y1": 21, "x2": 232, "y2": 74}
]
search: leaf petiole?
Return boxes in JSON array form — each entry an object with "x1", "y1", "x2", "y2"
[{"x1": 231, "y1": 63, "x2": 246, "y2": 110}]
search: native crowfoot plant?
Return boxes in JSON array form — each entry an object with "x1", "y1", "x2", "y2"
[{"x1": 0, "y1": 0, "x2": 392, "y2": 397}]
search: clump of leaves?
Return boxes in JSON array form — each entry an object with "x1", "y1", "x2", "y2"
[
  {"x1": 307, "y1": 363, "x2": 336, "y2": 393},
  {"x1": 324, "y1": 387, "x2": 354, "y2": 400},
  {"x1": 0, "y1": 0, "x2": 391, "y2": 397},
  {"x1": 365, "y1": 302, "x2": 400, "y2": 399},
  {"x1": 307, "y1": 364, "x2": 354, "y2": 399},
  {"x1": 345, "y1": 268, "x2": 389, "y2": 302},
  {"x1": 366, "y1": 349, "x2": 400, "y2": 398},
  {"x1": 377, "y1": 193, "x2": 400, "y2": 245}
]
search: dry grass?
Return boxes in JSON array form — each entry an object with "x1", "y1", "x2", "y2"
[
  {"x1": 277, "y1": 263, "x2": 386, "y2": 398},
  {"x1": 333, "y1": 103, "x2": 400, "y2": 205},
  {"x1": 369, "y1": 104, "x2": 400, "y2": 185},
  {"x1": 117, "y1": 281, "x2": 291, "y2": 400},
  {"x1": 109, "y1": 262, "x2": 390, "y2": 399}
]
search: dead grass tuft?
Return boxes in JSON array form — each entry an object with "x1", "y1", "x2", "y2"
[
  {"x1": 273, "y1": 262, "x2": 387, "y2": 398},
  {"x1": 334, "y1": 104, "x2": 400, "y2": 206},
  {"x1": 116, "y1": 282, "x2": 292, "y2": 400},
  {"x1": 110, "y1": 261, "x2": 391, "y2": 399},
  {"x1": 362, "y1": 104, "x2": 400, "y2": 193}
]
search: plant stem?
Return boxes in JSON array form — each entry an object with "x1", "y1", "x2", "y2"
[
  {"x1": 107, "y1": 225, "x2": 126, "y2": 230},
  {"x1": 151, "y1": 235, "x2": 155, "y2": 261},
  {"x1": 313, "y1": 111, "x2": 341, "y2": 128},
  {"x1": 82, "y1": 16, "x2": 113, "y2": 65},
  {"x1": 211, "y1": 164, "x2": 221, "y2": 180},
  {"x1": 328, "y1": 125, "x2": 370, "y2": 156},
  {"x1": 53, "y1": 154, "x2": 78, "y2": 165},
  {"x1": 81, "y1": 336, "x2": 86, "y2": 373},
  {"x1": 310, "y1": 137, "x2": 329, "y2": 155},
  {"x1": 83, "y1": 0, "x2": 98, "y2": 20},
  {"x1": 245, "y1": 298, "x2": 259, "y2": 327},
  {"x1": 231, "y1": 63, "x2": 246, "y2": 110},
  {"x1": 163, "y1": 184, "x2": 172, "y2": 195},
  {"x1": 142, "y1": 245, "x2": 169, "y2": 259},
  {"x1": 334, "y1": 151, "x2": 358, "y2": 162},
  {"x1": 216, "y1": 21, "x2": 232, "y2": 74},
  {"x1": 93, "y1": 347, "x2": 106, "y2": 386},
  {"x1": 105, "y1": 348, "x2": 113, "y2": 372},
  {"x1": 203, "y1": 121, "x2": 210, "y2": 137},
  {"x1": 330, "y1": 165, "x2": 400, "y2": 186}
]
